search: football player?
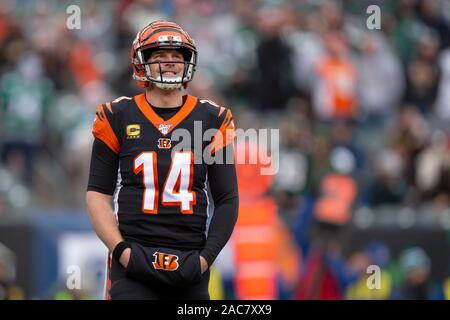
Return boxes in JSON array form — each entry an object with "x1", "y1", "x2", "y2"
[{"x1": 86, "y1": 20, "x2": 238, "y2": 299}]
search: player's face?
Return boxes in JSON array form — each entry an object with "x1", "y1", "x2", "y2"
[{"x1": 148, "y1": 49, "x2": 185, "y2": 80}]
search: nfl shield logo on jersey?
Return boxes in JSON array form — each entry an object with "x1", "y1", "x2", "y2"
[{"x1": 158, "y1": 124, "x2": 172, "y2": 135}]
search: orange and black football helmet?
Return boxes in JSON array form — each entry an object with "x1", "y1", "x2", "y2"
[{"x1": 131, "y1": 20, "x2": 197, "y2": 89}]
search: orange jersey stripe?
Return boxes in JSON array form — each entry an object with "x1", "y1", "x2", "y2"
[
  {"x1": 92, "y1": 104, "x2": 120, "y2": 154},
  {"x1": 209, "y1": 109, "x2": 235, "y2": 155},
  {"x1": 105, "y1": 102, "x2": 113, "y2": 114}
]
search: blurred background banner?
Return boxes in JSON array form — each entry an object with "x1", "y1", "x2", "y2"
[{"x1": 0, "y1": 0, "x2": 450, "y2": 300}]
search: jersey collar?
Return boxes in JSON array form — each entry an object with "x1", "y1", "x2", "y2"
[{"x1": 134, "y1": 93, "x2": 197, "y2": 136}]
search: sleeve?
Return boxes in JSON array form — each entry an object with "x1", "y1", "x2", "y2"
[
  {"x1": 200, "y1": 108, "x2": 239, "y2": 267},
  {"x1": 207, "y1": 108, "x2": 235, "y2": 156},
  {"x1": 87, "y1": 138, "x2": 119, "y2": 195},
  {"x1": 87, "y1": 102, "x2": 120, "y2": 195},
  {"x1": 92, "y1": 103, "x2": 120, "y2": 154}
]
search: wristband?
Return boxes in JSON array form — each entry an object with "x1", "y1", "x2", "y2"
[{"x1": 112, "y1": 241, "x2": 131, "y2": 262}]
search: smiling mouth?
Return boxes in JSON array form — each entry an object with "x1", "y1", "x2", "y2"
[{"x1": 162, "y1": 71, "x2": 177, "y2": 75}]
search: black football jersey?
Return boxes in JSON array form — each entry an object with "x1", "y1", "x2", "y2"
[{"x1": 90, "y1": 93, "x2": 235, "y2": 251}]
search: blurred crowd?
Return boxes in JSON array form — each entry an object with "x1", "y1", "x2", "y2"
[{"x1": 0, "y1": 0, "x2": 450, "y2": 299}]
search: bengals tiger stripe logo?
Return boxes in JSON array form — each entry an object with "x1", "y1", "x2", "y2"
[
  {"x1": 152, "y1": 252, "x2": 179, "y2": 271},
  {"x1": 157, "y1": 138, "x2": 171, "y2": 149}
]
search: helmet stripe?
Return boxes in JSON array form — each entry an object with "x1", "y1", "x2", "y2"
[{"x1": 140, "y1": 28, "x2": 188, "y2": 44}]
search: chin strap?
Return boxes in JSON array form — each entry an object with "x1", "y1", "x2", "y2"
[
  {"x1": 133, "y1": 73, "x2": 184, "y2": 90},
  {"x1": 155, "y1": 82, "x2": 183, "y2": 90}
]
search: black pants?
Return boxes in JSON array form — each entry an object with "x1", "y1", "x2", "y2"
[{"x1": 108, "y1": 242, "x2": 210, "y2": 300}]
